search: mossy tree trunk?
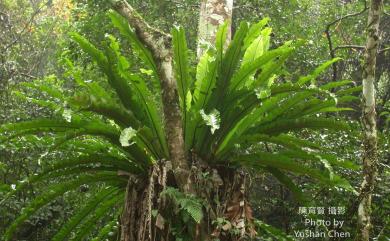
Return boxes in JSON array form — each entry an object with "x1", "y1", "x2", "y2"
[
  {"x1": 197, "y1": 0, "x2": 233, "y2": 57},
  {"x1": 357, "y1": 0, "x2": 383, "y2": 240}
]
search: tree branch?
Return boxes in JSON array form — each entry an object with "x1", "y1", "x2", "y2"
[
  {"x1": 332, "y1": 45, "x2": 365, "y2": 52},
  {"x1": 110, "y1": 0, "x2": 193, "y2": 193},
  {"x1": 379, "y1": 46, "x2": 390, "y2": 53},
  {"x1": 331, "y1": 45, "x2": 390, "y2": 54},
  {"x1": 20, "y1": 73, "x2": 37, "y2": 79},
  {"x1": 324, "y1": 0, "x2": 368, "y2": 81},
  {"x1": 110, "y1": 0, "x2": 172, "y2": 60},
  {"x1": 382, "y1": 0, "x2": 390, "y2": 16},
  {"x1": 2, "y1": 0, "x2": 50, "y2": 52}
]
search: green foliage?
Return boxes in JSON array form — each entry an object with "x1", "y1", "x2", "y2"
[
  {"x1": 254, "y1": 220, "x2": 294, "y2": 241},
  {"x1": 298, "y1": 57, "x2": 342, "y2": 86},
  {"x1": 160, "y1": 187, "x2": 204, "y2": 241},
  {"x1": 177, "y1": 20, "x2": 357, "y2": 196},
  {"x1": 69, "y1": 193, "x2": 123, "y2": 241},
  {"x1": 3, "y1": 172, "x2": 125, "y2": 240},
  {"x1": 90, "y1": 218, "x2": 119, "y2": 241},
  {"x1": 52, "y1": 187, "x2": 119, "y2": 241},
  {"x1": 172, "y1": 26, "x2": 192, "y2": 107},
  {"x1": 108, "y1": 11, "x2": 158, "y2": 76},
  {"x1": 161, "y1": 187, "x2": 204, "y2": 224},
  {"x1": 0, "y1": 12, "x2": 360, "y2": 240},
  {"x1": 172, "y1": 26, "x2": 193, "y2": 148}
]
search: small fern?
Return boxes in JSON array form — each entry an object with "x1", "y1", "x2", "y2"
[{"x1": 161, "y1": 187, "x2": 204, "y2": 224}]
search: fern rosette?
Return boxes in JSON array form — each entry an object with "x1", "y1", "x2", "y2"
[{"x1": 0, "y1": 12, "x2": 360, "y2": 240}]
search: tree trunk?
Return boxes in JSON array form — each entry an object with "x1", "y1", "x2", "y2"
[
  {"x1": 195, "y1": 1, "x2": 257, "y2": 240},
  {"x1": 357, "y1": 0, "x2": 382, "y2": 240},
  {"x1": 111, "y1": 0, "x2": 192, "y2": 194},
  {"x1": 119, "y1": 163, "x2": 170, "y2": 241},
  {"x1": 197, "y1": 0, "x2": 234, "y2": 57},
  {"x1": 111, "y1": 1, "x2": 256, "y2": 240}
]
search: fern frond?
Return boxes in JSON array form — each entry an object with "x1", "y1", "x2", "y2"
[
  {"x1": 13, "y1": 90, "x2": 61, "y2": 111},
  {"x1": 3, "y1": 155, "x2": 135, "y2": 202},
  {"x1": 229, "y1": 47, "x2": 294, "y2": 92},
  {"x1": 297, "y1": 57, "x2": 342, "y2": 85},
  {"x1": 336, "y1": 86, "x2": 362, "y2": 95},
  {"x1": 71, "y1": 92, "x2": 140, "y2": 128},
  {"x1": 242, "y1": 27, "x2": 271, "y2": 67},
  {"x1": 252, "y1": 117, "x2": 350, "y2": 135},
  {"x1": 243, "y1": 18, "x2": 270, "y2": 50},
  {"x1": 108, "y1": 11, "x2": 158, "y2": 77},
  {"x1": 69, "y1": 32, "x2": 108, "y2": 71},
  {"x1": 228, "y1": 133, "x2": 322, "y2": 154},
  {"x1": 90, "y1": 217, "x2": 119, "y2": 241},
  {"x1": 209, "y1": 22, "x2": 249, "y2": 109},
  {"x1": 320, "y1": 80, "x2": 354, "y2": 90},
  {"x1": 21, "y1": 81, "x2": 65, "y2": 101},
  {"x1": 279, "y1": 149, "x2": 358, "y2": 170},
  {"x1": 266, "y1": 167, "x2": 307, "y2": 203},
  {"x1": 52, "y1": 187, "x2": 119, "y2": 241},
  {"x1": 1, "y1": 118, "x2": 118, "y2": 140},
  {"x1": 235, "y1": 152, "x2": 353, "y2": 191},
  {"x1": 172, "y1": 26, "x2": 192, "y2": 105},
  {"x1": 254, "y1": 219, "x2": 294, "y2": 241},
  {"x1": 69, "y1": 192, "x2": 124, "y2": 241},
  {"x1": 3, "y1": 172, "x2": 124, "y2": 241},
  {"x1": 215, "y1": 21, "x2": 229, "y2": 64},
  {"x1": 118, "y1": 72, "x2": 168, "y2": 158}
]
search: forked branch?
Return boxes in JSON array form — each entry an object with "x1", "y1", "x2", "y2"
[
  {"x1": 109, "y1": 0, "x2": 193, "y2": 194},
  {"x1": 110, "y1": 0, "x2": 172, "y2": 60},
  {"x1": 324, "y1": 0, "x2": 368, "y2": 80}
]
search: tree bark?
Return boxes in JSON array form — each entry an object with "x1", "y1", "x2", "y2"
[
  {"x1": 111, "y1": 0, "x2": 193, "y2": 194},
  {"x1": 197, "y1": 0, "x2": 233, "y2": 57},
  {"x1": 110, "y1": 2, "x2": 193, "y2": 240},
  {"x1": 357, "y1": 0, "x2": 382, "y2": 240},
  {"x1": 119, "y1": 163, "x2": 169, "y2": 241}
]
